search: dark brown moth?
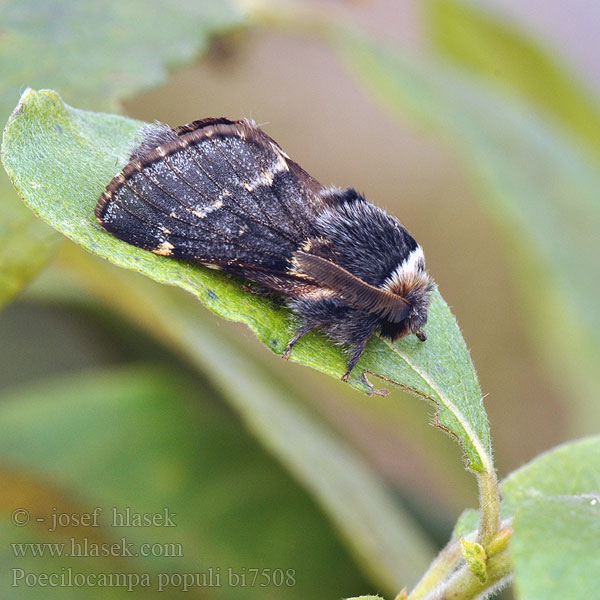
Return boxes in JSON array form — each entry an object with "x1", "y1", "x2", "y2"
[{"x1": 96, "y1": 118, "x2": 433, "y2": 381}]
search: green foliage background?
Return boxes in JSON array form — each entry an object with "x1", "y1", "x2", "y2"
[{"x1": 1, "y1": 1, "x2": 599, "y2": 599}]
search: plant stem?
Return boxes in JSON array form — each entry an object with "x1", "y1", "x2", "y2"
[
  {"x1": 408, "y1": 539, "x2": 463, "y2": 599},
  {"x1": 476, "y1": 465, "x2": 501, "y2": 546},
  {"x1": 409, "y1": 526, "x2": 512, "y2": 600},
  {"x1": 423, "y1": 546, "x2": 512, "y2": 600}
]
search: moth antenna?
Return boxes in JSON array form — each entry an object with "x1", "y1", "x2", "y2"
[{"x1": 294, "y1": 252, "x2": 410, "y2": 322}]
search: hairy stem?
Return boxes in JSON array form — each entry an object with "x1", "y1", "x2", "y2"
[
  {"x1": 409, "y1": 526, "x2": 512, "y2": 600},
  {"x1": 410, "y1": 453, "x2": 501, "y2": 598},
  {"x1": 433, "y1": 553, "x2": 511, "y2": 600},
  {"x1": 409, "y1": 539, "x2": 463, "y2": 599},
  {"x1": 477, "y1": 466, "x2": 501, "y2": 546}
]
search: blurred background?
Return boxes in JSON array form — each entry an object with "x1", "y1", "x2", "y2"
[{"x1": 1, "y1": 1, "x2": 599, "y2": 598}]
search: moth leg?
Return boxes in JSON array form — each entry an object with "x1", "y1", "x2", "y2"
[
  {"x1": 358, "y1": 372, "x2": 389, "y2": 397},
  {"x1": 282, "y1": 323, "x2": 318, "y2": 360},
  {"x1": 341, "y1": 339, "x2": 368, "y2": 382}
]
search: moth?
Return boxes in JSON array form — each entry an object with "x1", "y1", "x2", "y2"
[{"x1": 96, "y1": 118, "x2": 434, "y2": 381}]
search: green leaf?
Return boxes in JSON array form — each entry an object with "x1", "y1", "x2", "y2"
[
  {"x1": 512, "y1": 495, "x2": 600, "y2": 600},
  {"x1": 0, "y1": 0, "x2": 245, "y2": 311},
  {"x1": 2, "y1": 88, "x2": 490, "y2": 475},
  {"x1": 453, "y1": 435, "x2": 600, "y2": 537},
  {"x1": 501, "y1": 436, "x2": 600, "y2": 512},
  {"x1": 0, "y1": 366, "x2": 372, "y2": 599},
  {"x1": 426, "y1": 0, "x2": 600, "y2": 164},
  {"x1": 335, "y1": 28, "x2": 600, "y2": 431}
]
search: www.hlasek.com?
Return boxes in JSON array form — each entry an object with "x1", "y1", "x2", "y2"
[
  {"x1": 11, "y1": 568, "x2": 297, "y2": 591},
  {"x1": 12, "y1": 537, "x2": 182, "y2": 558}
]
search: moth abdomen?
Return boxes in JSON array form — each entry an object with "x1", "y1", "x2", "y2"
[{"x1": 96, "y1": 118, "x2": 433, "y2": 382}]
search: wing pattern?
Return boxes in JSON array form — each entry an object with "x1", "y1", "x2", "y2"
[{"x1": 96, "y1": 119, "x2": 324, "y2": 273}]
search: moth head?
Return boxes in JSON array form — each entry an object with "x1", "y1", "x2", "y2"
[
  {"x1": 379, "y1": 246, "x2": 433, "y2": 341},
  {"x1": 294, "y1": 249, "x2": 433, "y2": 342},
  {"x1": 378, "y1": 285, "x2": 431, "y2": 341}
]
